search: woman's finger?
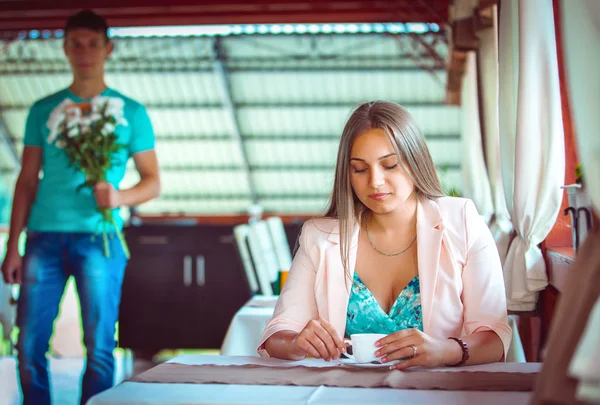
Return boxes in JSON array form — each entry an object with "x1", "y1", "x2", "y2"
[
  {"x1": 319, "y1": 318, "x2": 346, "y2": 350},
  {"x1": 382, "y1": 344, "x2": 421, "y2": 363},
  {"x1": 312, "y1": 325, "x2": 339, "y2": 360},
  {"x1": 375, "y1": 335, "x2": 420, "y2": 357},
  {"x1": 376, "y1": 328, "x2": 417, "y2": 347},
  {"x1": 390, "y1": 355, "x2": 421, "y2": 370}
]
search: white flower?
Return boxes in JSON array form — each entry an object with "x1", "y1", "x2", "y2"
[
  {"x1": 55, "y1": 139, "x2": 66, "y2": 149},
  {"x1": 46, "y1": 98, "x2": 74, "y2": 144},
  {"x1": 47, "y1": 98, "x2": 74, "y2": 131},
  {"x1": 68, "y1": 126, "x2": 79, "y2": 138},
  {"x1": 92, "y1": 96, "x2": 125, "y2": 119},
  {"x1": 46, "y1": 112, "x2": 66, "y2": 143},
  {"x1": 79, "y1": 117, "x2": 93, "y2": 129},
  {"x1": 90, "y1": 112, "x2": 102, "y2": 122},
  {"x1": 65, "y1": 106, "x2": 82, "y2": 129},
  {"x1": 101, "y1": 121, "x2": 115, "y2": 135},
  {"x1": 91, "y1": 96, "x2": 109, "y2": 112}
]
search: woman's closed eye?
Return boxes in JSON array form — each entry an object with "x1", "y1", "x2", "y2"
[{"x1": 351, "y1": 163, "x2": 398, "y2": 173}]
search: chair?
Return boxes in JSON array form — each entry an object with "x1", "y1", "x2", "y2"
[
  {"x1": 265, "y1": 217, "x2": 293, "y2": 272},
  {"x1": 232, "y1": 224, "x2": 259, "y2": 295},
  {"x1": 247, "y1": 221, "x2": 280, "y2": 296}
]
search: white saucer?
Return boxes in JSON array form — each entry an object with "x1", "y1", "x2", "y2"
[{"x1": 339, "y1": 358, "x2": 398, "y2": 368}]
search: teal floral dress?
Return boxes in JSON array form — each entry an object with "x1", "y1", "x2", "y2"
[{"x1": 345, "y1": 271, "x2": 424, "y2": 337}]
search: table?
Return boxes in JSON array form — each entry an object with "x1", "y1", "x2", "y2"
[
  {"x1": 220, "y1": 296, "x2": 277, "y2": 356},
  {"x1": 87, "y1": 355, "x2": 535, "y2": 405}
]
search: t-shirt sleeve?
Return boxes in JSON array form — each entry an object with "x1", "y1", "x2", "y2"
[
  {"x1": 129, "y1": 104, "x2": 155, "y2": 155},
  {"x1": 22, "y1": 105, "x2": 43, "y2": 147}
]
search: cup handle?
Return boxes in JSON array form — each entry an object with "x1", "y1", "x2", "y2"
[{"x1": 342, "y1": 338, "x2": 355, "y2": 361}]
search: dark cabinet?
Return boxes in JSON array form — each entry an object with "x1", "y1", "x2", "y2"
[{"x1": 118, "y1": 224, "x2": 252, "y2": 351}]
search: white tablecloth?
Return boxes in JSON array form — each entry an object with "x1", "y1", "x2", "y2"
[
  {"x1": 87, "y1": 355, "x2": 534, "y2": 405},
  {"x1": 220, "y1": 296, "x2": 277, "y2": 356}
]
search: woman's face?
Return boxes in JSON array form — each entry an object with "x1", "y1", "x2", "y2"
[{"x1": 349, "y1": 128, "x2": 415, "y2": 215}]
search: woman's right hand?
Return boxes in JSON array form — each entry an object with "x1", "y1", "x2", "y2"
[{"x1": 290, "y1": 317, "x2": 347, "y2": 361}]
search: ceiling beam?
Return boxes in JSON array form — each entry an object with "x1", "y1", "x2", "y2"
[
  {"x1": 150, "y1": 134, "x2": 461, "y2": 141},
  {"x1": 211, "y1": 36, "x2": 258, "y2": 204},
  {"x1": 0, "y1": 66, "x2": 446, "y2": 75},
  {"x1": 140, "y1": 163, "x2": 461, "y2": 171},
  {"x1": 1, "y1": 101, "x2": 450, "y2": 111},
  {"x1": 158, "y1": 193, "x2": 329, "y2": 201},
  {"x1": 0, "y1": 0, "x2": 450, "y2": 32}
]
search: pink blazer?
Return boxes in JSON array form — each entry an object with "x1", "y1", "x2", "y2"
[{"x1": 258, "y1": 197, "x2": 512, "y2": 358}]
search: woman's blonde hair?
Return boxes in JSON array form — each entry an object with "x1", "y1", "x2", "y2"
[{"x1": 324, "y1": 101, "x2": 445, "y2": 282}]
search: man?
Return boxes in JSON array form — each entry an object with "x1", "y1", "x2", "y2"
[{"x1": 0, "y1": 10, "x2": 160, "y2": 405}]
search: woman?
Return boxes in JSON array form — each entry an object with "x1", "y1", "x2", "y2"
[{"x1": 258, "y1": 101, "x2": 511, "y2": 369}]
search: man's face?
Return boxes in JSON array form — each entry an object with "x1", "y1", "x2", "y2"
[{"x1": 64, "y1": 28, "x2": 113, "y2": 80}]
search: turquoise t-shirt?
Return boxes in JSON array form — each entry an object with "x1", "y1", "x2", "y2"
[{"x1": 24, "y1": 87, "x2": 155, "y2": 233}]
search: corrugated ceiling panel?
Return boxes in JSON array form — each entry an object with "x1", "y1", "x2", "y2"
[
  {"x1": 427, "y1": 139, "x2": 462, "y2": 166},
  {"x1": 260, "y1": 198, "x2": 330, "y2": 214},
  {"x1": 138, "y1": 199, "x2": 253, "y2": 214},
  {"x1": 107, "y1": 72, "x2": 221, "y2": 105},
  {"x1": 245, "y1": 140, "x2": 337, "y2": 166},
  {"x1": 122, "y1": 169, "x2": 250, "y2": 196},
  {"x1": 0, "y1": 75, "x2": 70, "y2": 106},
  {"x1": 231, "y1": 71, "x2": 445, "y2": 104},
  {"x1": 222, "y1": 34, "x2": 444, "y2": 59},
  {"x1": 2, "y1": 111, "x2": 27, "y2": 141},
  {"x1": 253, "y1": 170, "x2": 333, "y2": 195},
  {"x1": 148, "y1": 108, "x2": 231, "y2": 137},
  {"x1": 155, "y1": 139, "x2": 245, "y2": 167},
  {"x1": 111, "y1": 37, "x2": 212, "y2": 60},
  {"x1": 238, "y1": 106, "x2": 460, "y2": 137},
  {"x1": 0, "y1": 37, "x2": 213, "y2": 61}
]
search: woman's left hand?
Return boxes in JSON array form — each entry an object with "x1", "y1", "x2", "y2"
[{"x1": 374, "y1": 328, "x2": 460, "y2": 370}]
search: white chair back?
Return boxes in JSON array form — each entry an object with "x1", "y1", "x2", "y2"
[
  {"x1": 233, "y1": 224, "x2": 259, "y2": 294},
  {"x1": 265, "y1": 217, "x2": 292, "y2": 271},
  {"x1": 247, "y1": 221, "x2": 280, "y2": 296}
]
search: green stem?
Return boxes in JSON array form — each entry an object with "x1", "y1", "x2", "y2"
[{"x1": 110, "y1": 215, "x2": 130, "y2": 259}]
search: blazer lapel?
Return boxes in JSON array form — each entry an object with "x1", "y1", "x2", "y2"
[
  {"x1": 325, "y1": 220, "x2": 360, "y2": 336},
  {"x1": 416, "y1": 197, "x2": 444, "y2": 334}
]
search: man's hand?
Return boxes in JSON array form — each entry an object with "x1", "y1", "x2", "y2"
[
  {"x1": 1, "y1": 249, "x2": 23, "y2": 285},
  {"x1": 94, "y1": 182, "x2": 122, "y2": 209}
]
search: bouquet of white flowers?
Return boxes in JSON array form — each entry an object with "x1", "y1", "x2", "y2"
[{"x1": 46, "y1": 96, "x2": 130, "y2": 258}]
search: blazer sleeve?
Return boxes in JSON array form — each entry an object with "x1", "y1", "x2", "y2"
[
  {"x1": 257, "y1": 220, "x2": 320, "y2": 357},
  {"x1": 461, "y1": 199, "x2": 512, "y2": 360}
]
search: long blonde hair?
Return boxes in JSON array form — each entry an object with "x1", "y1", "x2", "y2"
[{"x1": 324, "y1": 101, "x2": 445, "y2": 282}]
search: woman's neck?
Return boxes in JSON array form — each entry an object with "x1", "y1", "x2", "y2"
[{"x1": 368, "y1": 193, "x2": 418, "y2": 236}]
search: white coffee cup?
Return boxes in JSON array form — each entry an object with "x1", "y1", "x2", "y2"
[{"x1": 343, "y1": 333, "x2": 387, "y2": 363}]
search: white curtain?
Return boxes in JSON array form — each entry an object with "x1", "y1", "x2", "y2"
[
  {"x1": 461, "y1": 51, "x2": 494, "y2": 222},
  {"x1": 562, "y1": 1, "x2": 600, "y2": 402},
  {"x1": 478, "y1": 6, "x2": 512, "y2": 264},
  {"x1": 498, "y1": 0, "x2": 565, "y2": 311}
]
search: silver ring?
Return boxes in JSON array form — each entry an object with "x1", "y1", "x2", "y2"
[{"x1": 410, "y1": 344, "x2": 418, "y2": 358}]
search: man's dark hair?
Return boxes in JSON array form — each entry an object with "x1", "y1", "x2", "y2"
[{"x1": 64, "y1": 10, "x2": 109, "y2": 41}]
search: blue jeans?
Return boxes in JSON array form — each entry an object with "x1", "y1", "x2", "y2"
[{"x1": 16, "y1": 232, "x2": 127, "y2": 405}]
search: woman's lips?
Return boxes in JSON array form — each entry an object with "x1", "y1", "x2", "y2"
[{"x1": 369, "y1": 193, "x2": 389, "y2": 201}]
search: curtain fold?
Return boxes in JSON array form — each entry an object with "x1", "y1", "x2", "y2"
[
  {"x1": 461, "y1": 51, "x2": 494, "y2": 222},
  {"x1": 498, "y1": 0, "x2": 565, "y2": 311}
]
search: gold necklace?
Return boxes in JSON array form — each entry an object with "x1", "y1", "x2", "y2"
[{"x1": 365, "y1": 217, "x2": 417, "y2": 257}]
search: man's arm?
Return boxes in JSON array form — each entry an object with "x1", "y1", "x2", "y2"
[
  {"x1": 6, "y1": 147, "x2": 42, "y2": 251},
  {"x1": 94, "y1": 150, "x2": 161, "y2": 208},
  {"x1": 2, "y1": 146, "x2": 42, "y2": 284}
]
